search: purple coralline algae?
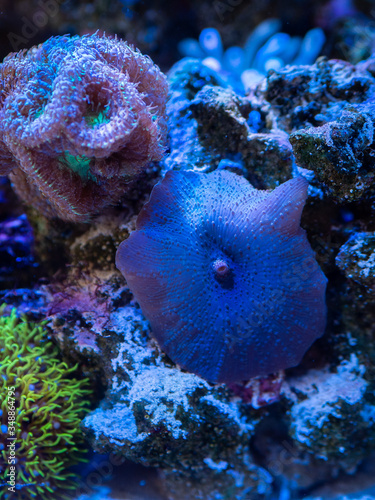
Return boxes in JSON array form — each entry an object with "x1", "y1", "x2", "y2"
[
  {"x1": 0, "y1": 33, "x2": 168, "y2": 222},
  {"x1": 0, "y1": 214, "x2": 35, "y2": 287},
  {"x1": 116, "y1": 169, "x2": 327, "y2": 384}
]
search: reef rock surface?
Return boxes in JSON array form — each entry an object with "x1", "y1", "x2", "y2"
[{"x1": 2, "y1": 48, "x2": 375, "y2": 500}]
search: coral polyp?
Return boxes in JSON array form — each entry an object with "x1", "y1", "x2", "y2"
[
  {"x1": 0, "y1": 33, "x2": 168, "y2": 222},
  {"x1": 116, "y1": 170, "x2": 327, "y2": 384},
  {"x1": 178, "y1": 20, "x2": 325, "y2": 92},
  {"x1": 0, "y1": 308, "x2": 92, "y2": 499}
]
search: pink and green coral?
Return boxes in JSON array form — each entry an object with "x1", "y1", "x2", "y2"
[{"x1": 0, "y1": 33, "x2": 168, "y2": 222}]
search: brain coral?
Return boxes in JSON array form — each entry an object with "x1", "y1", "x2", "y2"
[
  {"x1": 116, "y1": 170, "x2": 327, "y2": 384},
  {"x1": 0, "y1": 308, "x2": 91, "y2": 499},
  {"x1": 0, "y1": 33, "x2": 168, "y2": 222}
]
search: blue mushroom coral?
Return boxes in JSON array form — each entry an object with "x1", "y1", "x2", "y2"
[{"x1": 116, "y1": 170, "x2": 327, "y2": 384}]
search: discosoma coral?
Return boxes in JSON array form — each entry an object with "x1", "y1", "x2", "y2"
[
  {"x1": 0, "y1": 308, "x2": 92, "y2": 499},
  {"x1": 116, "y1": 170, "x2": 327, "y2": 384},
  {"x1": 0, "y1": 33, "x2": 168, "y2": 222}
]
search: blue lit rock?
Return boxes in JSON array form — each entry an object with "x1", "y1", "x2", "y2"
[
  {"x1": 286, "y1": 354, "x2": 375, "y2": 471},
  {"x1": 336, "y1": 232, "x2": 375, "y2": 287},
  {"x1": 164, "y1": 58, "x2": 294, "y2": 189},
  {"x1": 81, "y1": 305, "x2": 273, "y2": 500}
]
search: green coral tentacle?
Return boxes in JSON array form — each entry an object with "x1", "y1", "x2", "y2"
[{"x1": 0, "y1": 307, "x2": 92, "y2": 500}]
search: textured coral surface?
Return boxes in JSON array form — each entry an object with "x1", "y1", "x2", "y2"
[
  {"x1": 116, "y1": 169, "x2": 327, "y2": 383},
  {"x1": 0, "y1": 33, "x2": 168, "y2": 222}
]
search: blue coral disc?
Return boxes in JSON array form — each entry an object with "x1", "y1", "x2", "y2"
[{"x1": 116, "y1": 170, "x2": 327, "y2": 384}]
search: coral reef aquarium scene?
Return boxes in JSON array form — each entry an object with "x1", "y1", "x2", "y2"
[{"x1": 2, "y1": 0, "x2": 375, "y2": 499}]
